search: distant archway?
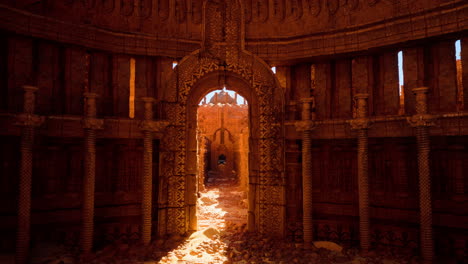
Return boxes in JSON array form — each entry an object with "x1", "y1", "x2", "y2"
[
  {"x1": 195, "y1": 87, "x2": 249, "y2": 231},
  {"x1": 158, "y1": 0, "x2": 285, "y2": 238},
  {"x1": 186, "y1": 71, "x2": 264, "y2": 234}
]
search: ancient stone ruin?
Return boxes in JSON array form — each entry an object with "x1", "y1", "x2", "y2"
[{"x1": 0, "y1": 0, "x2": 467, "y2": 263}]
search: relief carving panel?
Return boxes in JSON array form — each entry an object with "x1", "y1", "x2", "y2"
[
  {"x1": 252, "y1": 0, "x2": 269, "y2": 22},
  {"x1": 158, "y1": 0, "x2": 170, "y2": 21},
  {"x1": 285, "y1": 0, "x2": 303, "y2": 20},
  {"x1": 139, "y1": 0, "x2": 152, "y2": 18},
  {"x1": 305, "y1": 0, "x2": 322, "y2": 17},
  {"x1": 271, "y1": 0, "x2": 285, "y2": 21},
  {"x1": 327, "y1": 0, "x2": 340, "y2": 15},
  {"x1": 175, "y1": 0, "x2": 186, "y2": 23},
  {"x1": 101, "y1": 0, "x2": 115, "y2": 13},
  {"x1": 191, "y1": 0, "x2": 202, "y2": 24},
  {"x1": 120, "y1": 0, "x2": 134, "y2": 16}
]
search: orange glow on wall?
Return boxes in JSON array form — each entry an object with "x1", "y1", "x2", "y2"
[{"x1": 129, "y1": 57, "x2": 136, "y2": 118}]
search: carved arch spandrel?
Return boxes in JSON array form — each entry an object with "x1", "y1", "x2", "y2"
[
  {"x1": 100, "y1": 0, "x2": 116, "y2": 13},
  {"x1": 347, "y1": 0, "x2": 359, "y2": 10},
  {"x1": 327, "y1": 0, "x2": 339, "y2": 15},
  {"x1": 191, "y1": 0, "x2": 203, "y2": 24},
  {"x1": 285, "y1": 0, "x2": 303, "y2": 20},
  {"x1": 305, "y1": 0, "x2": 322, "y2": 17},
  {"x1": 160, "y1": 48, "x2": 285, "y2": 236},
  {"x1": 252, "y1": 0, "x2": 269, "y2": 23},
  {"x1": 158, "y1": 0, "x2": 170, "y2": 21},
  {"x1": 82, "y1": 0, "x2": 96, "y2": 9},
  {"x1": 64, "y1": 0, "x2": 74, "y2": 6},
  {"x1": 244, "y1": 0, "x2": 252, "y2": 23},
  {"x1": 271, "y1": 0, "x2": 286, "y2": 21},
  {"x1": 175, "y1": 0, "x2": 187, "y2": 23},
  {"x1": 139, "y1": 0, "x2": 152, "y2": 18},
  {"x1": 120, "y1": 0, "x2": 134, "y2": 16}
]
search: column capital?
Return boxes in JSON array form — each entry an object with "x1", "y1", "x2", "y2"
[
  {"x1": 141, "y1": 97, "x2": 156, "y2": 120},
  {"x1": 22, "y1": 85, "x2": 39, "y2": 92},
  {"x1": 83, "y1": 92, "x2": 99, "y2": 99},
  {"x1": 141, "y1": 97, "x2": 156, "y2": 103},
  {"x1": 22, "y1": 85, "x2": 39, "y2": 114},
  {"x1": 354, "y1": 93, "x2": 369, "y2": 118},
  {"x1": 408, "y1": 87, "x2": 434, "y2": 127},
  {"x1": 412, "y1": 87, "x2": 429, "y2": 115},
  {"x1": 295, "y1": 120, "x2": 316, "y2": 132},
  {"x1": 82, "y1": 118, "x2": 104, "y2": 130},
  {"x1": 354, "y1": 93, "x2": 369, "y2": 99},
  {"x1": 351, "y1": 93, "x2": 370, "y2": 130},
  {"x1": 301, "y1": 97, "x2": 315, "y2": 121},
  {"x1": 406, "y1": 114, "x2": 436, "y2": 128},
  {"x1": 15, "y1": 113, "x2": 45, "y2": 127},
  {"x1": 412, "y1": 87, "x2": 429, "y2": 94},
  {"x1": 83, "y1": 92, "x2": 99, "y2": 118},
  {"x1": 350, "y1": 118, "x2": 371, "y2": 130},
  {"x1": 140, "y1": 120, "x2": 170, "y2": 132},
  {"x1": 300, "y1": 97, "x2": 315, "y2": 104}
]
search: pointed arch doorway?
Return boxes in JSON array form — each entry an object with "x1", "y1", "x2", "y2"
[
  {"x1": 159, "y1": 62, "x2": 286, "y2": 237},
  {"x1": 196, "y1": 86, "x2": 249, "y2": 230},
  {"x1": 158, "y1": 0, "x2": 284, "y2": 240},
  {"x1": 187, "y1": 73, "x2": 255, "y2": 232}
]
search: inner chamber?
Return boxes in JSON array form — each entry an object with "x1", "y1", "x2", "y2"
[{"x1": 196, "y1": 87, "x2": 249, "y2": 230}]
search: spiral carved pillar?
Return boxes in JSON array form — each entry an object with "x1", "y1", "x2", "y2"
[
  {"x1": 350, "y1": 94, "x2": 371, "y2": 254},
  {"x1": 140, "y1": 97, "x2": 156, "y2": 245},
  {"x1": 295, "y1": 98, "x2": 315, "y2": 247},
  {"x1": 81, "y1": 93, "x2": 103, "y2": 254},
  {"x1": 407, "y1": 87, "x2": 434, "y2": 264},
  {"x1": 15, "y1": 86, "x2": 44, "y2": 264}
]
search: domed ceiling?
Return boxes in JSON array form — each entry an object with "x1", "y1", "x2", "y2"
[{"x1": 0, "y1": 0, "x2": 466, "y2": 60}]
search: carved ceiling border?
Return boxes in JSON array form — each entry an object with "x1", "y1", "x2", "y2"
[{"x1": 0, "y1": 3, "x2": 465, "y2": 61}]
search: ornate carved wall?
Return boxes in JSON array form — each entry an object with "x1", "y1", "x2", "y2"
[
  {"x1": 0, "y1": 0, "x2": 467, "y2": 263},
  {"x1": 0, "y1": 1, "x2": 465, "y2": 59},
  {"x1": 159, "y1": 54, "x2": 285, "y2": 236}
]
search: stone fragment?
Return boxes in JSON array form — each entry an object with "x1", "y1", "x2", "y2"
[{"x1": 314, "y1": 241, "x2": 343, "y2": 252}]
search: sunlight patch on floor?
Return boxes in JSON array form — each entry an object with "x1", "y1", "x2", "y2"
[{"x1": 158, "y1": 187, "x2": 247, "y2": 264}]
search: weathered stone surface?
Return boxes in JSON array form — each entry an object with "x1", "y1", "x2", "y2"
[
  {"x1": 314, "y1": 241, "x2": 343, "y2": 252},
  {"x1": 0, "y1": 1, "x2": 467, "y2": 264}
]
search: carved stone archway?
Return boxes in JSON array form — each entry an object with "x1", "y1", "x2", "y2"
[{"x1": 158, "y1": 0, "x2": 285, "y2": 238}]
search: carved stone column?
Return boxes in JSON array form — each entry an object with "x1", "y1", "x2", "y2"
[
  {"x1": 81, "y1": 93, "x2": 103, "y2": 254},
  {"x1": 140, "y1": 97, "x2": 155, "y2": 245},
  {"x1": 15, "y1": 86, "x2": 44, "y2": 264},
  {"x1": 407, "y1": 87, "x2": 434, "y2": 264},
  {"x1": 197, "y1": 130, "x2": 207, "y2": 193},
  {"x1": 295, "y1": 98, "x2": 315, "y2": 247},
  {"x1": 350, "y1": 94, "x2": 371, "y2": 254},
  {"x1": 139, "y1": 99, "x2": 169, "y2": 243},
  {"x1": 287, "y1": 102, "x2": 297, "y2": 121}
]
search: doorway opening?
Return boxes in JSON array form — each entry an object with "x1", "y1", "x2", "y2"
[{"x1": 196, "y1": 87, "x2": 249, "y2": 231}]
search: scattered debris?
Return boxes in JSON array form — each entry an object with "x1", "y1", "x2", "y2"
[{"x1": 25, "y1": 185, "x2": 419, "y2": 264}]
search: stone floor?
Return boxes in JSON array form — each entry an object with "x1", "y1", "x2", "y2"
[
  {"x1": 25, "y1": 184, "x2": 424, "y2": 263},
  {"x1": 1, "y1": 184, "x2": 428, "y2": 264}
]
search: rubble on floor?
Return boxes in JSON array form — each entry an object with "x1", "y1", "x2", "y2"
[
  {"x1": 29, "y1": 225, "x2": 420, "y2": 264},
  {"x1": 28, "y1": 186, "x2": 420, "y2": 264}
]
